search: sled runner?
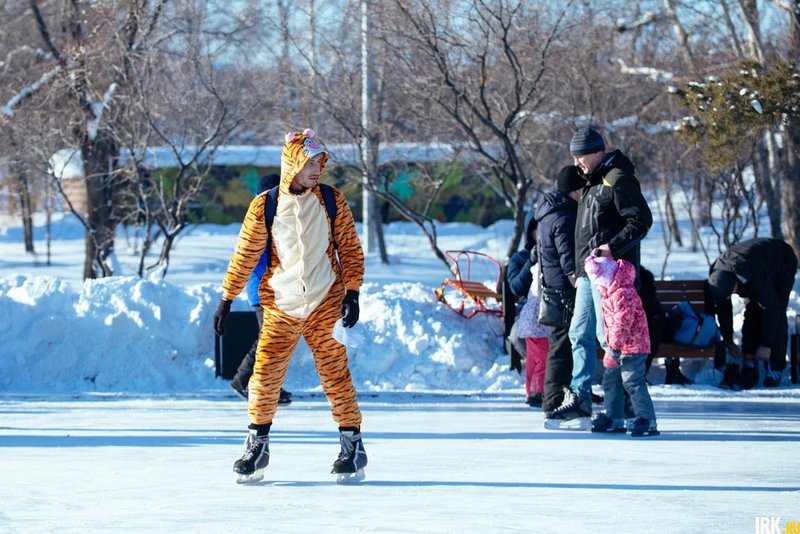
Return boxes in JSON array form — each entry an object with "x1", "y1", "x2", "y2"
[{"x1": 435, "y1": 250, "x2": 503, "y2": 319}]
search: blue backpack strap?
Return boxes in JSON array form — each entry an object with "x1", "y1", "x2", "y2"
[{"x1": 263, "y1": 184, "x2": 338, "y2": 268}]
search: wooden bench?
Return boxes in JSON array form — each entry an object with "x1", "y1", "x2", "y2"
[
  {"x1": 501, "y1": 273, "x2": 800, "y2": 383},
  {"x1": 649, "y1": 279, "x2": 725, "y2": 368},
  {"x1": 501, "y1": 275, "x2": 726, "y2": 371}
]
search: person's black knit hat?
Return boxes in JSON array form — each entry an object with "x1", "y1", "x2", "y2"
[
  {"x1": 708, "y1": 269, "x2": 737, "y2": 300},
  {"x1": 570, "y1": 128, "x2": 605, "y2": 156},
  {"x1": 257, "y1": 173, "x2": 280, "y2": 194},
  {"x1": 556, "y1": 165, "x2": 585, "y2": 193}
]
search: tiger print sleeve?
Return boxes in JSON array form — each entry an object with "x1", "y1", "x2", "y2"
[
  {"x1": 333, "y1": 188, "x2": 364, "y2": 291},
  {"x1": 221, "y1": 193, "x2": 269, "y2": 301}
]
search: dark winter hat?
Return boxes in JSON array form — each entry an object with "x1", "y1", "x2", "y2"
[
  {"x1": 556, "y1": 165, "x2": 585, "y2": 193},
  {"x1": 708, "y1": 269, "x2": 737, "y2": 300},
  {"x1": 569, "y1": 128, "x2": 605, "y2": 157},
  {"x1": 257, "y1": 173, "x2": 280, "y2": 195}
]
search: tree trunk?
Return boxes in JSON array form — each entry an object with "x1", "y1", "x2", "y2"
[
  {"x1": 8, "y1": 133, "x2": 35, "y2": 253},
  {"x1": 753, "y1": 135, "x2": 783, "y2": 239},
  {"x1": 780, "y1": 2, "x2": 800, "y2": 257},
  {"x1": 81, "y1": 132, "x2": 119, "y2": 279},
  {"x1": 782, "y1": 123, "x2": 800, "y2": 257},
  {"x1": 14, "y1": 170, "x2": 35, "y2": 253},
  {"x1": 505, "y1": 188, "x2": 527, "y2": 261},
  {"x1": 663, "y1": 171, "x2": 682, "y2": 247},
  {"x1": 664, "y1": 0, "x2": 698, "y2": 75},
  {"x1": 737, "y1": 0, "x2": 766, "y2": 63}
]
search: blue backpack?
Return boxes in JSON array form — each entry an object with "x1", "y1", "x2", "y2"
[{"x1": 667, "y1": 300, "x2": 721, "y2": 348}]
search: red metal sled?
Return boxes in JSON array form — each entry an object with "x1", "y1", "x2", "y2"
[{"x1": 434, "y1": 250, "x2": 503, "y2": 319}]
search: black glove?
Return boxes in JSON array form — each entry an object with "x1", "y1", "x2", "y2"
[
  {"x1": 213, "y1": 299, "x2": 232, "y2": 336},
  {"x1": 340, "y1": 289, "x2": 360, "y2": 328}
]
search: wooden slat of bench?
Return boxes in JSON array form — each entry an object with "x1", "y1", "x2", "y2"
[
  {"x1": 654, "y1": 279, "x2": 707, "y2": 312},
  {"x1": 655, "y1": 342, "x2": 715, "y2": 358}
]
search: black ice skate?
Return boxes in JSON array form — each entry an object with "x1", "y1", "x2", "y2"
[
  {"x1": 278, "y1": 388, "x2": 293, "y2": 405},
  {"x1": 544, "y1": 387, "x2": 592, "y2": 431},
  {"x1": 719, "y1": 363, "x2": 740, "y2": 390},
  {"x1": 230, "y1": 379, "x2": 248, "y2": 400},
  {"x1": 233, "y1": 429, "x2": 270, "y2": 484},
  {"x1": 763, "y1": 366, "x2": 782, "y2": 388},
  {"x1": 331, "y1": 430, "x2": 367, "y2": 484},
  {"x1": 629, "y1": 417, "x2": 660, "y2": 437},
  {"x1": 737, "y1": 361, "x2": 758, "y2": 390},
  {"x1": 591, "y1": 413, "x2": 627, "y2": 434}
]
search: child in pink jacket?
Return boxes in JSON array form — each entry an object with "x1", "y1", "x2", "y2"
[{"x1": 585, "y1": 255, "x2": 659, "y2": 437}]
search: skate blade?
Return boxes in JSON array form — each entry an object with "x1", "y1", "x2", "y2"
[
  {"x1": 236, "y1": 468, "x2": 265, "y2": 484},
  {"x1": 544, "y1": 417, "x2": 591, "y2": 431},
  {"x1": 591, "y1": 427, "x2": 627, "y2": 434},
  {"x1": 335, "y1": 468, "x2": 365, "y2": 485},
  {"x1": 630, "y1": 429, "x2": 661, "y2": 438}
]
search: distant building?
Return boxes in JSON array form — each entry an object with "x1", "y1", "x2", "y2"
[{"x1": 48, "y1": 142, "x2": 469, "y2": 217}]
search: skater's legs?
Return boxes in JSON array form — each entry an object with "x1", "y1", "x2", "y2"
[
  {"x1": 304, "y1": 284, "x2": 362, "y2": 429},
  {"x1": 233, "y1": 307, "x2": 264, "y2": 387},
  {"x1": 248, "y1": 306, "x2": 302, "y2": 425},
  {"x1": 621, "y1": 353, "x2": 656, "y2": 422},
  {"x1": 569, "y1": 277, "x2": 603, "y2": 402},
  {"x1": 543, "y1": 323, "x2": 573, "y2": 412},
  {"x1": 525, "y1": 337, "x2": 549, "y2": 396},
  {"x1": 602, "y1": 361, "x2": 625, "y2": 420}
]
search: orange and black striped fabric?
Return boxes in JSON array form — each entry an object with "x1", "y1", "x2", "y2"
[{"x1": 219, "y1": 130, "x2": 364, "y2": 427}]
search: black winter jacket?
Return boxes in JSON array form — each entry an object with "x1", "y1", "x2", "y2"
[
  {"x1": 574, "y1": 150, "x2": 652, "y2": 277},
  {"x1": 710, "y1": 238, "x2": 798, "y2": 346},
  {"x1": 534, "y1": 191, "x2": 578, "y2": 289}
]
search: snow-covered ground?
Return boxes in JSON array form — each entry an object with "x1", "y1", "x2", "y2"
[
  {"x1": 1, "y1": 393, "x2": 798, "y2": 533},
  {"x1": 1, "y1": 200, "x2": 799, "y2": 532}
]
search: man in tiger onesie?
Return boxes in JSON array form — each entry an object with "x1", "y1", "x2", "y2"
[{"x1": 213, "y1": 129, "x2": 367, "y2": 484}]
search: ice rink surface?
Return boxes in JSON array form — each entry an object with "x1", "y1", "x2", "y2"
[{"x1": 1, "y1": 391, "x2": 798, "y2": 533}]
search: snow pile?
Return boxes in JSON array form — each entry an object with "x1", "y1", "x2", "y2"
[
  {"x1": 0, "y1": 274, "x2": 516, "y2": 393},
  {"x1": 0, "y1": 275, "x2": 218, "y2": 392},
  {"x1": 2, "y1": 202, "x2": 800, "y2": 395}
]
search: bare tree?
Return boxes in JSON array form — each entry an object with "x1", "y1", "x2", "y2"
[
  {"x1": 21, "y1": 0, "x2": 168, "y2": 279},
  {"x1": 388, "y1": 0, "x2": 574, "y2": 260},
  {"x1": 1, "y1": 1, "x2": 254, "y2": 280}
]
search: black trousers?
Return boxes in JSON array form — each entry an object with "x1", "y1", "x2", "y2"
[
  {"x1": 741, "y1": 271, "x2": 795, "y2": 371},
  {"x1": 232, "y1": 306, "x2": 263, "y2": 387},
  {"x1": 542, "y1": 322, "x2": 573, "y2": 413}
]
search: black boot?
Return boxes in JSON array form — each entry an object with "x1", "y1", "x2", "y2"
[
  {"x1": 278, "y1": 388, "x2": 293, "y2": 405},
  {"x1": 737, "y1": 361, "x2": 758, "y2": 390},
  {"x1": 664, "y1": 358, "x2": 692, "y2": 385},
  {"x1": 763, "y1": 364, "x2": 782, "y2": 388},
  {"x1": 230, "y1": 379, "x2": 248, "y2": 400},
  {"x1": 526, "y1": 393, "x2": 543, "y2": 408},
  {"x1": 720, "y1": 363, "x2": 740, "y2": 389}
]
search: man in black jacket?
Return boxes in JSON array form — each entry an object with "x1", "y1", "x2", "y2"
[
  {"x1": 708, "y1": 238, "x2": 797, "y2": 389},
  {"x1": 535, "y1": 165, "x2": 584, "y2": 418},
  {"x1": 548, "y1": 128, "x2": 653, "y2": 429}
]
